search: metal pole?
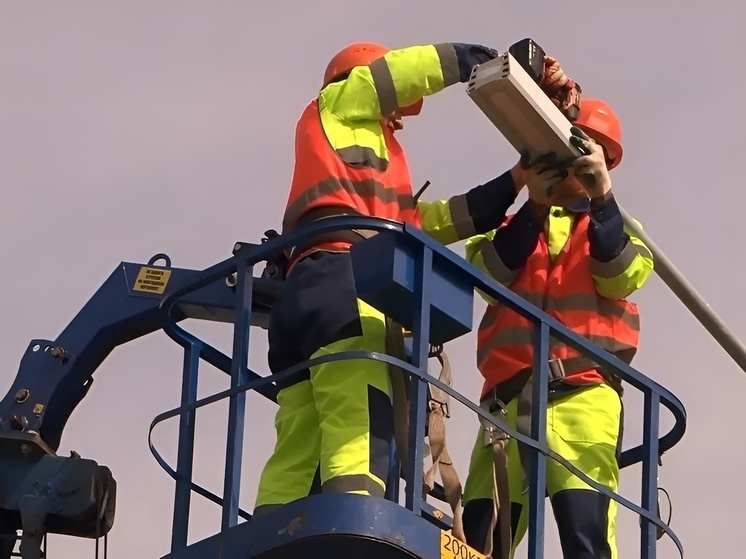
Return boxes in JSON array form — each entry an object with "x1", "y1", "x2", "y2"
[
  {"x1": 619, "y1": 205, "x2": 746, "y2": 373},
  {"x1": 222, "y1": 262, "x2": 252, "y2": 530},
  {"x1": 405, "y1": 246, "x2": 433, "y2": 515},
  {"x1": 171, "y1": 341, "x2": 200, "y2": 551},
  {"x1": 527, "y1": 322, "x2": 550, "y2": 559},
  {"x1": 640, "y1": 389, "x2": 661, "y2": 559}
]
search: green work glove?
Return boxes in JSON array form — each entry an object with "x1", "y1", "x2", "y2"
[
  {"x1": 569, "y1": 127, "x2": 612, "y2": 198},
  {"x1": 518, "y1": 152, "x2": 568, "y2": 205}
]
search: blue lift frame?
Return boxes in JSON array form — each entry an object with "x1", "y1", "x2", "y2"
[
  {"x1": 152, "y1": 216, "x2": 686, "y2": 559},
  {"x1": 0, "y1": 216, "x2": 686, "y2": 559}
]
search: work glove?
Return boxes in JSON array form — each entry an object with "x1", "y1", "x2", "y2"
[
  {"x1": 451, "y1": 43, "x2": 499, "y2": 82},
  {"x1": 540, "y1": 56, "x2": 582, "y2": 121},
  {"x1": 569, "y1": 127, "x2": 612, "y2": 198},
  {"x1": 519, "y1": 152, "x2": 568, "y2": 206}
]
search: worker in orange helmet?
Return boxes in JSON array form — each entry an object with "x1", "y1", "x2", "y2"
[
  {"x1": 253, "y1": 41, "x2": 581, "y2": 516},
  {"x1": 461, "y1": 99, "x2": 652, "y2": 559}
]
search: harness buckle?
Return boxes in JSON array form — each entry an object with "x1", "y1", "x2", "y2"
[
  {"x1": 548, "y1": 358, "x2": 566, "y2": 381},
  {"x1": 479, "y1": 394, "x2": 510, "y2": 447},
  {"x1": 428, "y1": 398, "x2": 450, "y2": 419}
]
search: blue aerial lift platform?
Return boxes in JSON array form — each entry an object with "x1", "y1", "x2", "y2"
[{"x1": 0, "y1": 216, "x2": 686, "y2": 559}]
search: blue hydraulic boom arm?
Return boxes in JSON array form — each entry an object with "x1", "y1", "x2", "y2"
[
  {"x1": 0, "y1": 247, "x2": 280, "y2": 557},
  {"x1": 0, "y1": 255, "x2": 279, "y2": 454}
]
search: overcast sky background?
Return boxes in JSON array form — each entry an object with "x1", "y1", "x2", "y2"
[{"x1": 1, "y1": 2, "x2": 745, "y2": 557}]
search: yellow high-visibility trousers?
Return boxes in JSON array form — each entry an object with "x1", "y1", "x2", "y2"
[
  {"x1": 255, "y1": 252, "x2": 393, "y2": 510},
  {"x1": 463, "y1": 383, "x2": 621, "y2": 559}
]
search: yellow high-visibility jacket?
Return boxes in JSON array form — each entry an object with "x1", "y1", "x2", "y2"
[{"x1": 285, "y1": 43, "x2": 493, "y2": 250}]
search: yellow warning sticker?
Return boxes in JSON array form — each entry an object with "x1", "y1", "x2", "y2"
[
  {"x1": 440, "y1": 531, "x2": 485, "y2": 559},
  {"x1": 133, "y1": 267, "x2": 172, "y2": 295}
]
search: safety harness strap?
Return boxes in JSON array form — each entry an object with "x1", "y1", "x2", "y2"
[
  {"x1": 385, "y1": 320, "x2": 465, "y2": 542},
  {"x1": 422, "y1": 350, "x2": 465, "y2": 541},
  {"x1": 478, "y1": 398, "x2": 512, "y2": 559}
]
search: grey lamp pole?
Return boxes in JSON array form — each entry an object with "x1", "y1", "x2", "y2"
[{"x1": 619, "y1": 205, "x2": 746, "y2": 373}]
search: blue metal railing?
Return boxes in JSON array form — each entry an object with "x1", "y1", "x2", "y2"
[{"x1": 151, "y1": 216, "x2": 686, "y2": 559}]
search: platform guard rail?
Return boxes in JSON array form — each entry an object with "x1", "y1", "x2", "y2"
[{"x1": 152, "y1": 216, "x2": 686, "y2": 559}]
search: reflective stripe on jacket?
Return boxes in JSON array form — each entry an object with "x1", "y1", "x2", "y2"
[
  {"x1": 476, "y1": 212, "x2": 641, "y2": 399},
  {"x1": 282, "y1": 98, "x2": 419, "y2": 238}
]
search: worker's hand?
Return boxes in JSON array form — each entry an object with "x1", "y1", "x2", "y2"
[
  {"x1": 569, "y1": 127, "x2": 612, "y2": 198},
  {"x1": 519, "y1": 152, "x2": 568, "y2": 206},
  {"x1": 540, "y1": 56, "x2": 582, "y2": 121},
  {"x1": 451, "y1": 43, "x2": 499, "y2": 82}
]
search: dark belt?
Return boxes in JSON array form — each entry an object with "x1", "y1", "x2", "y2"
[
  {"x1": 287, "y1": 207, "x2": 371, "y2": 266},
  {"x1": 481, "y1": 356, "x2": 605, "y2": 411},
  {"x1": 547, "y1": 355, "x2": 597, "y2": 381}
]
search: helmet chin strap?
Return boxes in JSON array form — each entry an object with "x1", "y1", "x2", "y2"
[{"x1": 565, "y1": 197, "x2": 591, "y2": 212}]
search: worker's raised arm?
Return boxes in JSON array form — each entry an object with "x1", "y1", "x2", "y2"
[
  {"x1": 465, "y1": 153, "x2": 565, "y2": 292},
  {"x1": 569, "y1": 126, "x2": 654, "y2": 299},
  {"x1": 417, "y1": 167, "x2": 521, "y2": 245},
  {"x1": 465, "y1": 197, "x2": 546, "y2": 293},
  {"x1": 320, "y1": 43, "x2": 497, "y2": 121},
  {"x1": 463, "y1": 215, "x2": 533, "y2": 307},
  {"x1": 464, "y1": 230, "x2": 501, "y2": 307},
  {"x1": 587, "y1": 194, "x2": 654, "y2": 299},
  {"x1": 463, "y1": 155, "x2": 574, "y2": 303}
]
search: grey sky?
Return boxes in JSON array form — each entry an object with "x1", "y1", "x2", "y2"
[{"x1": 1, "y1": 1, "x2": 744, "y2": 557}]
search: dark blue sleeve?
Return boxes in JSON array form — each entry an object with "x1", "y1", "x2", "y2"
[
  {"x1": 588, "y1": 193, "x2": 630, "y2": 262},
  {"x1": 463, "y1": 170, "x2": 520, "y2": 234},
  {"x1": 493, "y1": 200, "x2": 546, "y2": 271},
  {"x1": 450, "y1": 43, "x2": 499, "y2": 82}
]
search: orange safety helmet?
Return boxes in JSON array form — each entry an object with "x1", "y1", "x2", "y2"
[
  {"x1": 574, "y1": 98, "x2": 623, "y2": 170},
  {"x1": 322, "y1": 42, "x2": 423, "y2": 116}
]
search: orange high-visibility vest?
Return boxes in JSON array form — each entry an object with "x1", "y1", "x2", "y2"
[
  {"x1": 477, "y1": 213, "x2": 640, "y2": 400},
  {"x1": 282, "y1": 99, "x2": 421, "y2": 249}
]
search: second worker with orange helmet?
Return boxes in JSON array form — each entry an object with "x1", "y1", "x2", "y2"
[{"x1": 461, "y1": 99, "x2": 654, "y2": 559}]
